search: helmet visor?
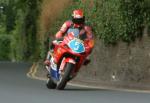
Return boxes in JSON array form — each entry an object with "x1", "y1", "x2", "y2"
[{"x1": 72, "y1": 16, "x2": 85, "y2": 24}]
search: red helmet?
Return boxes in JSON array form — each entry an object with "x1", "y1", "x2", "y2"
[{"x1": 72, "y1": 9, "x2": 85, "y2": 24}]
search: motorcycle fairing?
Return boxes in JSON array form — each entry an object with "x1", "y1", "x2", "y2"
[{"x1": 50, "y1": 57, "x2": 60, "y2": 80}]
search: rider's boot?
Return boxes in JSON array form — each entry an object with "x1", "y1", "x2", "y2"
[
  {"x1": 83, "y1": 59, "x2": 91, "y2": 65},
  {"x1": 44, "y1": 59, "x2": 50, "y2": 66}
]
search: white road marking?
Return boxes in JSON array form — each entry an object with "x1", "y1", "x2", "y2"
[{"x1": 27, "y1": 64, "x2": 150, "y2": 93}]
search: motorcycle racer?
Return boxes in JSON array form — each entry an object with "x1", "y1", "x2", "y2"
[{"x1": 44, "y1": 9, "x2": 94, "y2": 66}]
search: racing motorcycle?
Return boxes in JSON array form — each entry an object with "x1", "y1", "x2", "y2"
[{"x1": 45, "y1": 28, "x2": 92, "y2": 90}]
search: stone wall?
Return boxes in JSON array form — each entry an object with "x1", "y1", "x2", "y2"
[{"x1": 76, "y1": 27, "x2": 150, "y2": 86}]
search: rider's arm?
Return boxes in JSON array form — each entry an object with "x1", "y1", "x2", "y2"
[
  {"x1": 55, "y1": 20, "x2": 72, "y2": 39},
  {"x1": 55, "y1": 31, "x2": 64, "y2": 39},
  {"x1": 84, "y1": 26, "x2": 94, "y2": 50}
]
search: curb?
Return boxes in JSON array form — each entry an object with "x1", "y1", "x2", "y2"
[
  {"x1": 27, "y1": 63, "x2": 46, "y2": 81},
  {"x1": 27, "y1": 63, "x2": 150, "y2": 93}
]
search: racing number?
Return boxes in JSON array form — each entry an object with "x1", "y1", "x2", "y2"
[{"x1": 74, "y1": 41, "x2": 80, "y2": 51}]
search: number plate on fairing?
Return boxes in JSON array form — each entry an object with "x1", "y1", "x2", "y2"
[{"x1": 68, "y1": 38, "x2": 85, "y2": 53}]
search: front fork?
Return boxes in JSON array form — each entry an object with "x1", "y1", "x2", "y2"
[
  {"x1": 47, "y1": 56, "x2": 77, "y2": 81},
  {"x1": 59, "y1": 58, "x2": 77, "y2": 79},
  {"x1": 60, "y1": 58, "x2": 76, "y2": 71}
]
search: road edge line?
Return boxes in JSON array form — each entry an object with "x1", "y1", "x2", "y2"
[{"x1": 27, "y1": 64, "x2": 150, "y2": 93}]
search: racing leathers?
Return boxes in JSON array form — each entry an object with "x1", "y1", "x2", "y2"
[{"x1": 44, "y1": 20, "x2": 94, "y2": 66}]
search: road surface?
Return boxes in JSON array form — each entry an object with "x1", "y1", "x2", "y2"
[{"x1": 0, "y1": 62, "x2": 150, "y2": 103}]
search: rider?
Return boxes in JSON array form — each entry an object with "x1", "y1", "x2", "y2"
[{"x1": 44, "y1": 9, "x2": 94, "y2": 66}]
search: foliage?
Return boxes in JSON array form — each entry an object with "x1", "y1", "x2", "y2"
[
  {"x1": 5, "y1": 1, "x2": 16, "y2": 33},
  {"x1": 0, "y1": 35, "x2": 11, "y2": 60},
  {"x1": 78, "y1": 0, "x2": 148, "y2": 44},
  {"x1": 37, "y1": 0, "x2": 71, "y2": 59},
  {"x1": 11, "y1": 9, "x2": 25, "y2": 61},
  {"x1": 0, "y1": 0, "x2": 41, "y2": 61},
  {"x1": 19, "y1": 0, "x2": 41, "y2": 61},
  {"x1": 48, "y1": 0, "x2": 149, "y2": 44},
  {"x1": 0, "y1": 0, "x2": 150, "y2": 61}
]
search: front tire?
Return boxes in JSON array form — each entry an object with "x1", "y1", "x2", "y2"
[
  {"x1": 46, "y1": 77, "x2": 57, "y2": 89},
  {"x1": 56, "y1": 63, "x2": 74, "y2": 90}
]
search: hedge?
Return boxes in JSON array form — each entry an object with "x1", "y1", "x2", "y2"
[
  {"x1": 0, "y1": 35, "x2": 11, "y2": 61},
  {"x1": 48, "y1": 0, "x2": 150, "y2": 44}
]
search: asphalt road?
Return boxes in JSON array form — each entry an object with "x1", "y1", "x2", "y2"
[{"x1": 0, "y1": 62, "x2": 150, "y2": 103}]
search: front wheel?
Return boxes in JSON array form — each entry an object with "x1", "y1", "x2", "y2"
[
  {"x1": 46, "y1": 77, "x2": 57, "y2": 89},
  {"x1": 56, "y1": 63, "x2": 74, "y2": 90}
]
